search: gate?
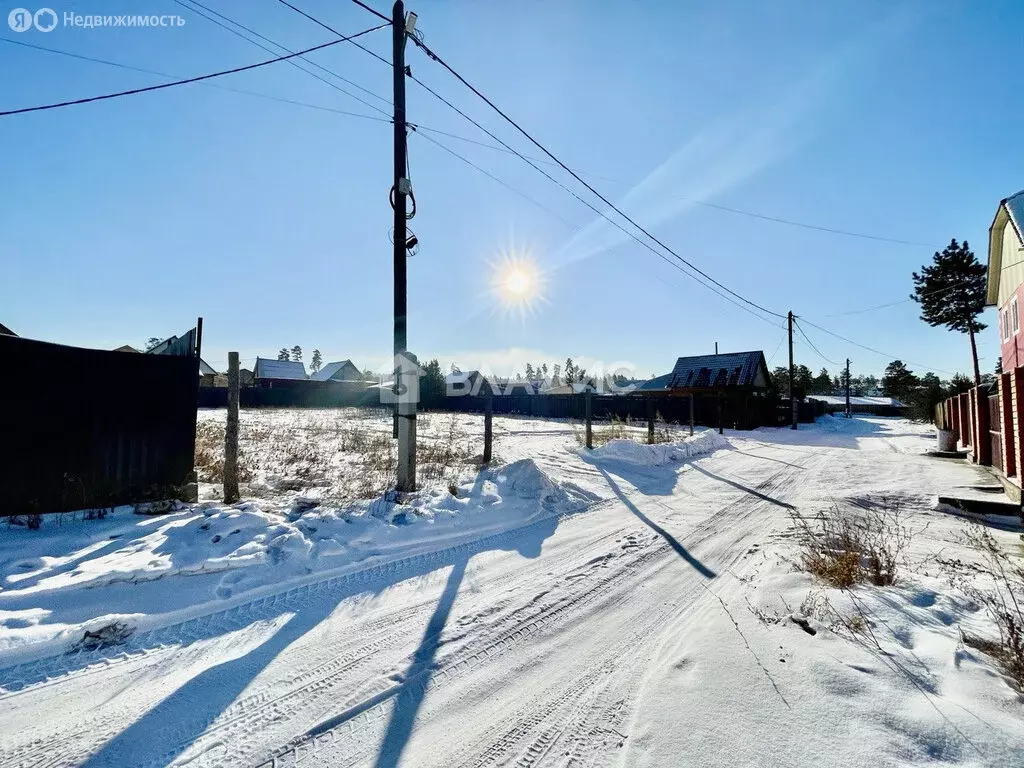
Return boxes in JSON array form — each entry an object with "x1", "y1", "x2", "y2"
[
  {"x1": 989, "y1": 392, "x2": 1002, "y2": 472},
  {"x1": 0, "y1": 329, "x2": 201, "y2": 516}
]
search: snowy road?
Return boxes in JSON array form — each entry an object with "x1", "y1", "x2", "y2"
[{"x1": 1, "y1": 417, "x2": 1021, "y2": 768}]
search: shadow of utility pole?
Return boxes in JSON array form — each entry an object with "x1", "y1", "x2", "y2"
[
  {"x1": 598, "y1": 467, "x2": 717, "y2": 579},
  {"x1": 374, "y1": 558, "x2": 467, "y2": 768},
  {"x1": 687, "y1": 463, "x2": 795, "y2": 510}
]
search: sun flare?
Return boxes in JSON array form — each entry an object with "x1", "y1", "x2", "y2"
[{"x1": 489, "y1": 249, "x2": 547, "y2": 319}]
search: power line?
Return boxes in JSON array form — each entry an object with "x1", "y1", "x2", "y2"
[
  {"x1": 0, "y1": 24, "x2": 389, "y2": 117},
  {"x1": 411, "y1": 128, "x2": 787, "y2": 330},
  {"x1": 410, "y1": 124, "x2": 937, "y2": 250},
  {"x1": 347, "y1": 0, "x2": 391, "y2": 24},
  {"x1": 282, "y1": 0, "x2": 392, "y2": 66},
  {"x1": 826, "y1": 255, "x2": 1024, "y2": 317},
  {"x1": 793, "y1": 319, "x2": 839, "y2": 365},
  {"x1": 280, "y1": 1, "x2": 786, "y2": 327},
  {"x1": 174, "y1": 0, "x2": 391, "y2": 114},
  {"x1": 798, "y1": 318, "x2": 955, "y2": 375},
  {"x1": 0, "y1": 37, "x2": 391, "y2": 123},
  {"x1": 406, "y1": 35, "x2": 787, "y2": 319}
]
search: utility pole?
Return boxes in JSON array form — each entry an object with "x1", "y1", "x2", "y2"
[
  {"x1": 788, "y1": 311, "x2": 797, "y2": 430},
  {"x1": 714, "y1": 341, "x2": 718, "y2": 355},
  {"x1": 845, "y1": 358, "x2": 851, "y2": 419},
  {"x1": 393, "y1": 0, "x2": 416, "y2": 491}
]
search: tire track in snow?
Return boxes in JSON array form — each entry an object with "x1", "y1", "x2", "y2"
[{"x1": 252, "y1": 455, "x2": 813, "y2": 768}]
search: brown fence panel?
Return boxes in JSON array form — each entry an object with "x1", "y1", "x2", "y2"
[
  {"x1": 0, "y1": 335, "x2": 198, "y2": 516},
  {"x1": 989, "y1": 392, "x2": 1002, "y2": 472}
]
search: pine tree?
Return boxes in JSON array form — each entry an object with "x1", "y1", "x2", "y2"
[
  {"x1": 291, "y1": 345, "x2": 302, "y2": 362},
  {"x1": 564, "y1": 358, "x2": 576, "y2": 384},
  {"x1": 277, "y1": 348, "x2": 290, "y2": 361},
  {"x1": 882, "y1": 360, "x2": 918, "y2": 402},
  {"x1": 541, "y1": 363, "x2": 549, "y2": 378},
  {"x1": 422, "y1": 358, "x2": 445, "y2": 404},
  {"x1": 912, "y1": 239, "x2": 987, "y2": 384},
  {"x1": 947, "y1": 373, "x2": 973, "y2": 395},
  {"x1": 310, "y1": 349, "x2": 322, "y2": 374},
  {"x1": 552, "y1": 363, "x2": 562, "y2": 386},
  {"x1": 525, "y1": 363, "x2": 535, "y2": 380},
  {"x1": 811, "y1": 367, "x2": 832, "y2": 394},
  {"x1": 144, "y1": 337, "x2": 162, "y2": 352}
]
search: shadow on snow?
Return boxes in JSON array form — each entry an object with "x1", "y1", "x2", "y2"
[{"x1": 77, "y1": 471, "x2": 559, "y2": 768}]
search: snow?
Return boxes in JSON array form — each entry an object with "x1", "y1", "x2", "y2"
[
  {"x1": 588, "y1": 428, "x2": 728, "y2": 466},
  {"x1": 0, "y1": 412, "x2": 1022, "y2": 768},
  {"x1": 0, "y1": 455, "x2": 593, "y2": 662}
]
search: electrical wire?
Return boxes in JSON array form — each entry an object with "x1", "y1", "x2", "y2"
[
  {"x1": 0, "y1": 37, "x2": 391, "y2": 124},
  {"x1": 346, "y1": 0, "x2": 391, "y2": 24},
  {"x1": 798, "y1": 318, "x2": 955, "y2": 375},
  {"x1": 0, "y1": 24, "x2": 389, "y2": 117},
  {"x1": 793, "y1": 319, "x2": 839, "y2": 365},
  {"x1": 174, "y1": 0, "x2": 391, "y2": 113},
  {"x1": 406, "y1": 36, "x2": 786, "y2": 320},
  {"x1": 290, "y1": 0, "x2": 786, "y2": 320},
  {"x1": 411, "y1": 129, "x2": 786, "y2": 330},
  {"x1": 410, "y1": 124, "x2": 937, "y2": 250},
  {"x1": 281, "y1": 0, "x2": 392, "y2": 66}
]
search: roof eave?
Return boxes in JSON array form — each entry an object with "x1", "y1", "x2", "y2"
[{"x1": 987, "y1": 204, "x2": 1008, "y2": 306}]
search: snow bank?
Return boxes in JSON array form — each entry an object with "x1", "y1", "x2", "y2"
[
  {"x1": 588, "y1": 428, "x2": 728, "y2": 466},
  {"x1": 0, "y1": 460, "x2": 594, "y2": 661}
]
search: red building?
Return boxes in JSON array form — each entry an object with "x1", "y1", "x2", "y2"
[{"x1": 989, "y1": 190, "x2": 1024, "y2": 370}]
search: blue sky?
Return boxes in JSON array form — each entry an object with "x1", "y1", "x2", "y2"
[{"x1": 1, "y1": 0, "x2": 1022, "y2": 379}]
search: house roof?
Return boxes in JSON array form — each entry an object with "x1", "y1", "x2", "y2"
[
  {"x1": 667, "y1": 351, "x2": 769, "y2": 389},
  {"x1": 311, "y1": 359, "x2": 358, "y2": 381},
  {"x1": 986, "y1": 189, "x2": 1024, "y2": 305},
  {"x1": 0, "y1": 322, "x2": 17, "y2": 336},
  {"x1": 113, "y1": 344, "x2": 140, "y2": 353},
  {"x1": 1006, "y1": 189, "x2": 1024, "y2": 243},
  {"x1": 636, "y1": 373, "x2": 675, "y2": 392},
  {"x1": 254, "y1": 357, "x2": 308, "y2": 380}
]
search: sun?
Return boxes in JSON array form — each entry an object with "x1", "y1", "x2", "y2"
[{"x1": 489, "y1": 249, "x2": 547, "y2": 319}]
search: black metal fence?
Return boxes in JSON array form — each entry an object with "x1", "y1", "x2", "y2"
[
  {"x1": 198, "y1": 381, "x2": 796, "y2": 430},
  {"x1": 0, "y1": 334, "x2": 200, "y2": 516}
]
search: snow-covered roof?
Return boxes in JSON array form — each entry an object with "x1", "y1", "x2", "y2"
[
  {"x1": 808, "y1": 394, "x2": 906, "y2": 407},
  {"x1": 637, "y1": 373, "x2": 674, "y2": 392},
  {"x1": 1005, "y1": 189, "x2": 1024, "y2": 243},
  {"x1": 254, "y1": 357, "x2": 308, "y2": 380},
  {"x1": 311, "y1": 360, "x2": 359, "y2": 382}
]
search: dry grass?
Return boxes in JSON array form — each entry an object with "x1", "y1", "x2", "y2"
[
  {"x1": 573, "y1": 414, "x2": 680, "y2": 448},
  {"x1": 196, "y1": 411, "x2": 480, "y2": 503},
  {"x1": 793, "y1": 499, "x2": 911, "y2": 589},
  {"x1": 953, "y1": 527, "x2": 1024, "y2": 691}
]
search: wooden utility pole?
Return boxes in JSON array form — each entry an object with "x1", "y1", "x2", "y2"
[
  {"x1": 224, "y1": 351, "x2": 240, "y2": 504},
  {"x1": 689, "y1": 392, "x2": 695, "y2": 436},
  {"x1": 483, "y1": 387, "x2": 493, "y2": 463},
  {"x1": 845, "y1": 358, "x2": 851, "y2": 419},
  {"x1": 585, "y1": 389, "x2": 593, "y2": 449},
  {"x1": 393, "y1": 0, "x2": 416, "y2": 492},
  {"x1": 788, "y1": 310, "x2": 797, "y2": 430}
]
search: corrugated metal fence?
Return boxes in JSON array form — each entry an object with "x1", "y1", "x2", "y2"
[{"x1": 0, "y1": 334, "x2": 199, "y2": 516}]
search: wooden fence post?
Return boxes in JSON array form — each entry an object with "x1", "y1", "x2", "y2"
[
  {"x1": 717, "y1": 390, "x2": 723, "y2": 435},
  {"x1": 647, "y1": 398, "x2": 655, "y2": 445},
  {"x1": 483, "y1": 388, "x2": 493, "y2": 464},
  {"x1": 689, "y1": 393, "x2": 695, "y2": 436},
  {"x1": 224, "y1": 351, "x2": 240, "y2": 504},
  {"x1": 585, "y1": 389, "x2": 593, "y2": 449}
]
